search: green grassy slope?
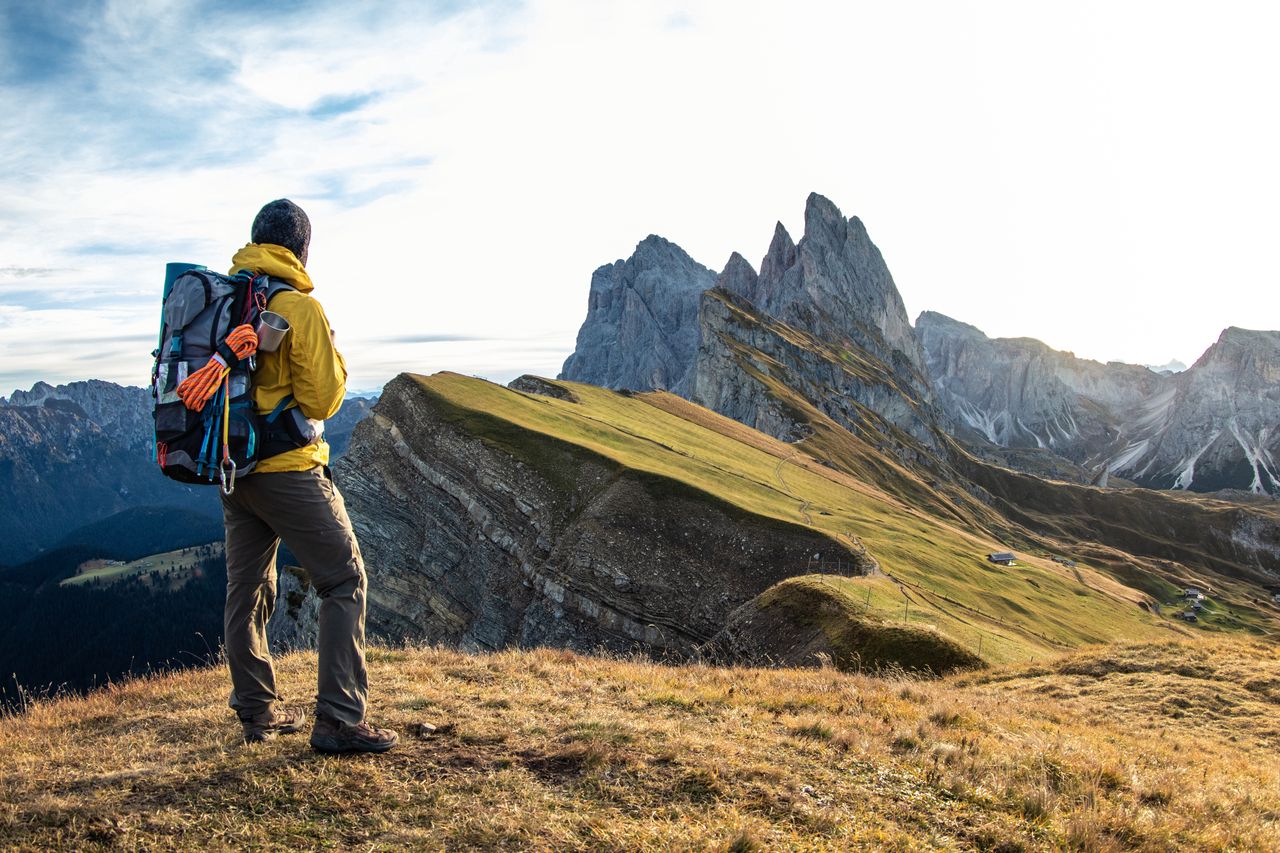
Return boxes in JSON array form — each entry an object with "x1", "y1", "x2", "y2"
[
  {"x1": 411, "y1": 373, "x2": 1224, "y2": 665},
  {"x1": 61, "y1": 543, "x2": 221, "y2": 590}
]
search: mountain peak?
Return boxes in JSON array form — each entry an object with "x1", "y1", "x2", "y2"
[
  {"x1": 633, "y1": 234, "x2": 696, "y2": 263},
  {"x1": 1192, "y1": 326, "x2": 1280, "y2": 370},
  {"x1": 3, "y1": 380, "x2": 55, "y2": 405},
  {"x1": 804, "y1": 191, "x2": 844, "y2": 225},
  {"x1": 1192, "y1": 325, "x2": 1280, "y2": 371},
  {"x1": 1215, "y1": 326, "x2": 1280, "y2": 346},
  {"x1": 916, "y1": 311, "x2": 988, "y2": 340},
  {"x1": 562, "y1": 191, "x2": 930, "y2": 417},
  {"x1": 758, "y1": 221, "x2": 796, "y2": 286},
  {"x1": 716, "y1": 251, "x2": 759, "y2": 302},
  {"x1": 561, "y1": 233, "x2": 717, "y2": 389}
]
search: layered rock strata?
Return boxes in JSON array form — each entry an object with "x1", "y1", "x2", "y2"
[{"x1": 312, "y1": 374, "x2": 861, "y2": 655}]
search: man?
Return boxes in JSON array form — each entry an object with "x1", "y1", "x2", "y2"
[{"x1": 220, "y1": 199, "x2": 397, "y2": 753}]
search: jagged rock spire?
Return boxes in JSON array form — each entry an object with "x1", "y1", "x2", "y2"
[{"x1": 559, "y1": 234, "x2": 717, "y2": 391}]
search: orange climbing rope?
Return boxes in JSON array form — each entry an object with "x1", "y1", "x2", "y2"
[{"x1": 176, "y1": 324, "x2": 258, "y2": 411}]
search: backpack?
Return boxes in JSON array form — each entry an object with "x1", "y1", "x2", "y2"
[{"x1": 150, "y1": 265, "x2": 300, "y2": 494}]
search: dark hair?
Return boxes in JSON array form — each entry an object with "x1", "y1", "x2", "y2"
[{"x1": 251, "y1": 199, "x2": 311, "y2": 265}]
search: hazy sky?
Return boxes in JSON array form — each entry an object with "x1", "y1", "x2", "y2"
[{"x1": 2, "y1": 0, "x2": 1277, "y2": 394}]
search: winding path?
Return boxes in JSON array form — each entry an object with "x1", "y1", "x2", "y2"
[{"x1": 774, "y1": 451, "x2": 814, "y2": 526}]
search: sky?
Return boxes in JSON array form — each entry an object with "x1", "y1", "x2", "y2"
[{"x1": 1, "y1": 0, "x2": 1277, "y2": 394}]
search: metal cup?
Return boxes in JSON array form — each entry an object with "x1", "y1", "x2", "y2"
[{"x1": 256, "y1": 311, "x2": 290, "y2": 353}]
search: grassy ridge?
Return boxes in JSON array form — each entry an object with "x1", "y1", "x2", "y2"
[
  {"x1": 718, "y1": 575, "x2": 987, "y2": 675},
  {"x1": 417, "y1": 373, "x2": 1184, "y2": 663},
  {"x1": 2, "y1": 639, "x2": 1277, "y2": 850},
  {"x1": 60, "y1": 543, "x2": 221, "y2": 590}
]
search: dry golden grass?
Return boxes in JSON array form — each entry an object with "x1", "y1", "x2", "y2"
[{"x1": 3, "y1": 637, "x2": 1279, "y2": 851}]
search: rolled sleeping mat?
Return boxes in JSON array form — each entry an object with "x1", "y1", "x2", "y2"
[{"x1": 163, "y1": 262, "x2": 207, "y2": 301}]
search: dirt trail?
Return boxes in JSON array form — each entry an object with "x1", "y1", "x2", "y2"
[{"x1": 774, "y1": 451, "x2": 813, "y2": 525}]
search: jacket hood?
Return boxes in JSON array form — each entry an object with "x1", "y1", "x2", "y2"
[{"x1": 229, "y1": 243, "x2": 314, "y2": 293}]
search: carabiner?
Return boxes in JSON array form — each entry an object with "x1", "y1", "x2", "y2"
[{"x1": 220, "y1": 457, "x2": 238, "y2": 496}]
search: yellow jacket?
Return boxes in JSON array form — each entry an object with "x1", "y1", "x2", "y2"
[{"x1": 229, "y1": 243, "x2": 348, "y2": 473}]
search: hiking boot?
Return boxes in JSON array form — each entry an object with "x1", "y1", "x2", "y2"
[
  {"x1": 310, "y1": 713, "x2": 399, "y2": 754},
  {"x1": 241, "y1": 706, "x2": 307, "y2": 744}
]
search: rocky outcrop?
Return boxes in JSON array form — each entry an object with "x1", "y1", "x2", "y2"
[
  {"x1": 1115, "y1": 328, "x2": 1280, "y2": 493},
  {"x1": 704, "y1": 577, "x2": 985, "y2": 676},
  {"x1": 917, "y1": 311, "x2": 1161, "y2": 456},
  {"x1": 558, "y1": 235, "x2": 716, "y2": 391},
  {"x1": 720, "y1": 195, "x2": 928, "y2": 382},
  {"x1": 561, "y1": 193, "x2": 938, "y2": 452},
  {"x1": 306, "y1": 374, "x2": 858, "y2": 656},
  {"x1": 684, "y1": 289, "x2": 944, "y2": 452},
  {"x1": 508, "y1": 375, "x2": 578, "y2": 402},
  {"x1": 918, "y1": 313, "x2": 1280, "y2": 495}
]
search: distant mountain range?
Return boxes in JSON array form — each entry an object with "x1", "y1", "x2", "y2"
[
  {"x1": 0, "y1": 380, "x2": 376, "y2": 565},
  {"x1": 918, "y1": 314, "x2": 1280, "y2": 494},
  {"x1": 560, "y1": 197, "x2": 1279, "y2": 497}
]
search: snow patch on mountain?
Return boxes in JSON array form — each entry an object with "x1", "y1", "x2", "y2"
[{"x1": 921, "y1": 314, "x2": 1280, "y2": 495}]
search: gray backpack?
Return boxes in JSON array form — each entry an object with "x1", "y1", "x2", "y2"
[{"x1": 149, "y1": 266, "x2": 297, "y2": 493}]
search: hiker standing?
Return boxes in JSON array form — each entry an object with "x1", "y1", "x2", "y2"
[{"x1": 219, "y1": 199, "x2": 397, "y2": 752}]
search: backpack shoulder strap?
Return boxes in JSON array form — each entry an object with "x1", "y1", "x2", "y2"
[
  {"x1": 263, "y1": 278, "x2": 297, "y2": 307},
  {"x1": 264, "y1": 393, "x2": 295, "y2": 423}
]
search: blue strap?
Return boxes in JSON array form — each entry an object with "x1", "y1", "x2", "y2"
[
  {"x1": 229, "y1": 402, "x2": 256, "y2": 457},
  {"x1": 265, "y1": 394, "x2": 294, "y2": 424},
  {"x1": 197, "y1": 385, "x2": 223, "y2": 475},
  {"x1": 197, "y1": 416, "x2": 215, "y2": 476},
  {"x1": 233, "y1": 412, "x2": 257, "y2": 457}
]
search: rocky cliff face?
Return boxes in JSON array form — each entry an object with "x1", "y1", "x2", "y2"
[
  {"x1": 1114, "y1": 327, "x2": 1280, "y2": 493},
  {"x1": 558, "y1": 235, "x2": 716, "y2": 391},
  {"x1": 718, "y1": 195, "x2": 927, "y2": 381},
  {"x1": 299, "y1": 374, "x2": 850, "y2": 656},
  {"x1": 562, "y1": 194, "x2": 939, "y2": 452},
  {"x1": 683, "y1": 289, "x2": 944, "y2": 452},
  {"x1": 918, "y1": 313, "x2": 1280, "y2": 495},
  {"x1": 916, "y1": 311, "x2": 1162, "y2": 456},
  {"x1": 325, "y1": 395, "x2": 378, "y2": 457}
]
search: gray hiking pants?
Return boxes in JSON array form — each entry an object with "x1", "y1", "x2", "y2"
[{"x1": 220, "y1": 465, "x2": 368, "y2": 726}]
